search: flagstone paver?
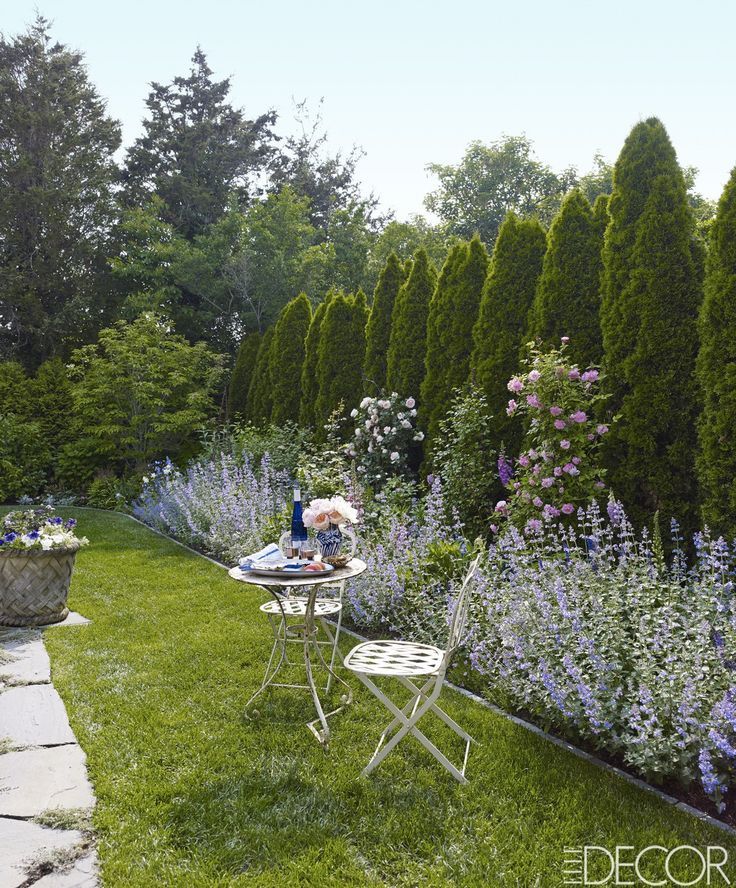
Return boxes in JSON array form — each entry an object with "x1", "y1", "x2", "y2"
[
  {"x1": 0, "y1": 613, "x2": 97, "y2": 886},
  {"x1": 0, "y1": 745, "x2": 95, "y2": 818},
  {"x1": 30, "y1": 853, "x2": 97, "y2": 888},
  {"x1": 0, "y1": 685, "x2": 76, "y2": 747},
  {"x1": 0, "y1": 629, "x2": 50, "y2": 686},
  {"x1": 0, "y1": 818, "x2": 84, "y2": 888}
]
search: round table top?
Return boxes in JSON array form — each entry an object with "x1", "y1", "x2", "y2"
[{"x1": 228, "y1": 557, "x2": 367, "y2": 589}]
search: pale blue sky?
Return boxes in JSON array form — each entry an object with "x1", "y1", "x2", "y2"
[{"x1": 4, "y1": 0, "x2": 735, "y2": 217}]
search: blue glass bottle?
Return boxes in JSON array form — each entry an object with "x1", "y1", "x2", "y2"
[{"x1": 290, "y1": 483, "x2": 308, "y2": 557}]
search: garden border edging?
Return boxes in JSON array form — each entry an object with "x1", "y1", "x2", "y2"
[{"x1": 89, "y1": 509, "x2": 736, "y2": 838}]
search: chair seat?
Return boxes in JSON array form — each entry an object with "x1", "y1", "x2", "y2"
[
  {"x1": 343, "y1": 640, "x2": 444, "y2": 676},
  {"x1": 260, "y1": 598, "x2": 342, "y2": 617}
]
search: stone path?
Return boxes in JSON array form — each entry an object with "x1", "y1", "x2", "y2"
[{"x1": 0, "y1": 616, "x2": 98, "y2": 888}]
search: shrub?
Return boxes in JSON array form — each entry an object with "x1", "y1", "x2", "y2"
[
  {"x1": 432, "y1": 384, "x2": 497, "y2": 539},
  {"x1": 345, "y1": 392, "x2": 423, "y2": 488},
  {"x1": 228, "y1": 333, "x2": 261, "y2": 419},
  {"x1": 269, "y1": 293, "x2": 312, "y2": 425},
  {"x1": 497, "y1": 342, "x2": 609, "y2": 532},
  {"x1": 300, "y1": 292, "x2": 333, "y2": 427},
  {"x1": 0, "y1": 414, "x2": 50, "y2": 501},
  {"x1": 315, "y1": 292, "x2": 367, "y2": 429},
  {"x1": 247, "y1": 327, "x2": 275, "y2": 424},
  {"x1": 87, "y1": 474, "x2": 143, "y2": 511},
  {"x1": 364, "y1": 253, "x2": 405, "y2": 391}
]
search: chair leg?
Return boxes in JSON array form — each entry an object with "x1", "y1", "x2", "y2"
[
  {"x1": 357, "y1": 673, "x2": 473, "y2": 783},
  {"x1": 396, "y1": 676, "x2": 476, "y2": 744}
]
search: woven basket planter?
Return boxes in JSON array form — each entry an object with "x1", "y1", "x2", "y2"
[{"x1": 0, "y1": 544, "x2": 80, "y2": 627}]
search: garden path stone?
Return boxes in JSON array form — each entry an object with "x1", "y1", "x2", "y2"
[
  {"x1": 0, "y1": 685, "x2": 75, "y2": 747},
  {"x1": 0, "y1": 818, "x2": 83, "y2": 888},
  {"x1": 39, "y1": 613, "x2": 90, "y2": 629},
  {"x1": 30, "y1": 852, "x2": 97, "y2": 888},
  {"x1": 0, "y1": 630, "x2": 50, "y2": 686},
  {"x1": 0, "y1": 746, "x2": 95, "y2": 817}
]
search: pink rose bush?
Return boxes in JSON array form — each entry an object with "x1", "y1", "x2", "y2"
[{"x1": 497, "y1": 341, "x2": 611, "y2": 533}]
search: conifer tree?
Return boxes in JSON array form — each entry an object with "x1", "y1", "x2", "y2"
[
  {"x1": 696, "y1": 167, "x2": 736, "y2": 535},
  {"x1": 386, "y1": 248, "x2": 437, "y2": 399},
  {"x1": 315, "y1": 292, "x2": 367, "y2": 427},
  {"x1": 529, "y1": 189, "x2": 603, "y2": 367},
  {"x1": 422, "y1": 237, "x2": 489, "y2": 449},
  {"x1": 364, "y1": 253, "x2": 405, "y2": 390},
  {"x1": 593, "y1": 193, "x2": 610, "y2": 237},
  {"x1": 246, "y1": 326, "x2": 275, "y2": 424},
  {"x1": 299, "y1": 292, "x2": 334, "y2": 427},
  {"x1": 269, "y1": 293, "x2": 312, "y2": 425},
  {"x1": 228, "y1": 332, "x2": 261, "y2": 418},
  {"x1": 471, "y1": 214, "x2": 546, "y2": 454},
  {"x1": 600, "y1": 118, "x2": 703, "y2": 529}
]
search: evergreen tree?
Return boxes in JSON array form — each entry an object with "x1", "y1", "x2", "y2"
[
  {"x1": 123, "y1": 48, "x2": 276, "y2": 239},
  {"x1": 300, "y1": 292, "x2": 334, "y2": 427},
  {"x1": 364, "y1": 253, "x2": 405, "y2": 390},
  {"x1": 422, "y1": 237, "x2": 490, "y2": 449},
  {"x1": 229, "y1": 332, "x2": 261, "y2": 418},
  {"x1": 246, "y1": 327, "x2": 275, "y2": 424},
  {"x1": 471, "y1": 214, "x2": 546, "y2": 454},
  {"x1": 600, "y1": 118, "x2": 703, "y2": 529},
  {"x1": 593, "y1": 193, "x2": 610, "y2": 237},
  {"x1": 0, "y1": 18, "x2": 122, "y2": 367},
  {"x1": 315, "y1": 292, "x2": 367, "y2": 427},
  {"x1": 269, "y1": 294, "x2": 312, "y2": 425},
  {"x1": 696, "y1": 168, "x2": 736, "y2": 535},
  {"x1": 529, "y1": 190, "x2": 604, "y2": 367},
  {"x1": 386, "y1": 249, "x2": 437, "y2": 399}
]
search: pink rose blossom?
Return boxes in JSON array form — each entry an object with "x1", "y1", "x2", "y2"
[
  {"x1": 597, "y1": 424, "x2": 609, "y2": 435},
  {"x1": 581, "y1": 369, "x2": 599, "y2": 383},
  {"x1": 506, "y1": 399, "x2": 517, "y2": 415},
  {"x1": 570, "y1": 410, "x2": 587, "y2": 423},
  {"x1": 518, "y1": 454, "x2": 530, "y2": 468},
  {"x1": 528, "y1": 369, "x2": 541, "y2": 382},
  {"x1": 560, "y1": 439, "x2": 571, "y2": 450},
  {"x1": 561, "y1": 336, "x2": 570, "y2": 344},
  {"x1": 543, "y1": 504, "x2": 561, "y2": 518},
  {"x1": 568, "y1": 368, "x2": 580, "y2": 381},
  {"x1": 495, "y1": 500, "x2": 508, "y2": 513},
  {"x1": 405, "y1": 397, "x2": 416, "y2": 409},
  {"x1": 553, "y1": 467, "x2": 563, "y2": 477},
  {"x1": 533, "y1": 496, "x2": 544, "y2": 508},
  {"x1": 572, "y1": 456, "x2": 581, "y2": 465},
  {"x1": 554, "y1": 419, "x2": 566, "y2": 430},
  {"x1": 561, "y1": 503, "x2": 575, "y2": 515},
  {"x1": 549, "y1": 406, "x2": 563, "y2": 416},
  {"x1": 541, "y1": 477, "x2": 554, "y2": 488},
  {"x1": 508, "y1": 377, "x2": 523, "y2": 393},
  {"x1": 526, "y1": 393, "x2": 543, "y2": 408},
  {"x1": 594, "y1": 481, "x2": 606, "y2": 489},
  {"x1": 587, "y1": 433, "x2": 595, "y2": 441},
  {"x1": 490, "y1": 524, "x2": 499, "y2": 534}
]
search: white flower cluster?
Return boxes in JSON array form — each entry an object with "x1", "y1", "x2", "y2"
[
  {"x1": 303, "y1": 495, "x2": 359, "y2": 530},
  {"x1": 345, "y1": 393, "x2": 423, "y2": 486}
]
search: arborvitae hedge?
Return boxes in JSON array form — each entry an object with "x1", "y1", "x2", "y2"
[
  {"x1": 269, "y1": 294, "x2": 312, "y2": 425},
  {"x1": 529, "y1": 189, "x2": 603, "y2": 367},
  {"x1": 299, "y1": 292, "x2": 334, "y2": 428},
  {"x1": 471, "y1": 213, "x2": 546, "y2": 454},
  {"x1": 315, "y1": 292, "x2": 367, "y2": 428},
  {"x1": 364, "y1": 253, "x2": 404, "y2": 391},
  {"x1": 593, "y1": 193, "x2": 610, "y2": 238},
  {"x1": 246, "y1": 326, "x2": 275, "y2": 424},
  {"x1": 697, "y1": 167, "x2": 736, "y2": 535},
  {"x1": 422, "y1": 237, "x2": 489, "y2": 450},
  {"x1": 386, "y1": 248, "x2": 437, "y2": 400},
  {"x1": 600, "y1": 118, "x2": 703, "y2": 530},
  {"x1": 229, "y1": 332, "x2": 261, "y2": 419}
]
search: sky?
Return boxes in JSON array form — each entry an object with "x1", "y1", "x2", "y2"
[{"x1": 4, "y1": 0, "x2": 735, "y2": 219}]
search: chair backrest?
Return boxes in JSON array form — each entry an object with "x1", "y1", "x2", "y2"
[{"x1": 443, "y1": 553, "x2": 482, "y2": 665}]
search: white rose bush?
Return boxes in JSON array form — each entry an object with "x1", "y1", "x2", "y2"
[{"x1": 345, "y1": 392, "x2": 424, "y2": 488}]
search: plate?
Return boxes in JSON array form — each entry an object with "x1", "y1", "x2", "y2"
[{"x1": 244, "y1": 560, "x2": 335, "y2": 578}]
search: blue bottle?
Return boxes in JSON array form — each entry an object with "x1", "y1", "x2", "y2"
[{"x1": 290, "y1": 483, "x2": 308, "y2": 557}]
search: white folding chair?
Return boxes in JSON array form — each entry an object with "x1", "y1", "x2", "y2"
[{"x1": 343, "y1": 554, "x2": 481, "y2": 783}]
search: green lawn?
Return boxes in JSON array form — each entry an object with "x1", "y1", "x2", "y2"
[{"x1": 30, "y1": 510, "x2": 735, "y2": 886}]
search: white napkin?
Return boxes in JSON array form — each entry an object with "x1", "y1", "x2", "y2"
[{"x1": 239, "y1": 543, "x2": 281, "y2": 569}]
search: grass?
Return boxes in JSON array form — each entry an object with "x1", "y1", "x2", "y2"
[{"x1": 19, "y1": 508, "x2": 734, "y2": 886}]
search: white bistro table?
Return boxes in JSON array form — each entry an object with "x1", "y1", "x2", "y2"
[{"x1": 228, "y1": 558, "x2": 367, "y2": 747}]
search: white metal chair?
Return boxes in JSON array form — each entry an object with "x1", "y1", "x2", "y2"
[{"x1": 343, "y1": 554, "x2": 481, "y2": 783}]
